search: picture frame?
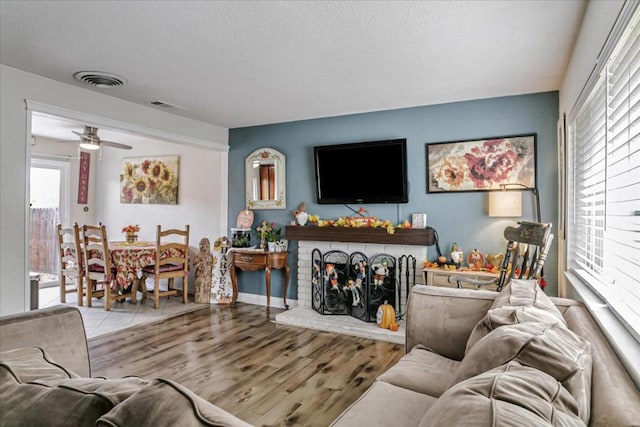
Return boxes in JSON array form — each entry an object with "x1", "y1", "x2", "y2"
[
  {"x1": 426, "y1": 133, "x2": 536, "y2": 193},
  {"x1": 120, "y1": 155, "x2": 179, "y2": 204}
]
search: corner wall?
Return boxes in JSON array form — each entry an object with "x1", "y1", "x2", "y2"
[{"x1": 0, "y1": 65, "x2": 229, "y2": 315}]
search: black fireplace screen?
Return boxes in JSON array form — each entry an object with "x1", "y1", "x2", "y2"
[{"x1": 311, "y1": 248, "x2": 400, "y2": 322}]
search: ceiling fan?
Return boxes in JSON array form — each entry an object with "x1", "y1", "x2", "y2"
[{"x1": 66, "y1": 126, "x2": 133, "y2": 150}]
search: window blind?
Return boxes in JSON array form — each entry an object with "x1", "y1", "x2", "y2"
[{"x1": 568, "y1": 5, "x2": 640, "y2": 338}]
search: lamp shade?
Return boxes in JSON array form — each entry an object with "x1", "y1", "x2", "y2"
[{"x1": 489, "y1": 191, "x2": 522, "y2": 217}]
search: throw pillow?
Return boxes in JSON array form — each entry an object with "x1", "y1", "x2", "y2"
[
  {"x1": 464, "y1": 279, "x2": 568, "y2": 355},
  {"x1": 97, "y1": 378, "x2": 253, "y2": 427},
  {"x1": 452, "y1": 321, "x2": 593, "y2": 424},
  {"x1": 0, "y1": 347, "x2": 79, "y2": 382},
  {"x1": 419, "y1": 362, "x2": 585, "y2": 426},
  {"x1": 492, "y1": 279, "x2": 566, "y2": 321},
  {"x1": 465, "y1": 305, "x2": 564, "y2": 353},
  {"x1": 0, "y1": 364, "x2": 150, "y2": 427}
]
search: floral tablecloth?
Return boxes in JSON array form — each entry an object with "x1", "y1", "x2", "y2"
[
  {"x1": 108, "y1": 241, "x2": 184, "y2": 288},
  {"x1": 108, "y1": 241, "x2": 157, "y2": 288}
]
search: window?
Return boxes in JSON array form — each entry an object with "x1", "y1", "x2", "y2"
[{"x1": 567, "y1": 4, "x2": 640, "y2": 339}]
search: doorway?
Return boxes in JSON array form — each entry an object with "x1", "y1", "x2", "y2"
[{"x1": 30, "y1": 157, "x2": 70, "y2": 296}]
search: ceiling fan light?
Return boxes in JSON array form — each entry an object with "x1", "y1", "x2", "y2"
[{"x1": 79, "y1": 141, "x2": 100, "y2": 150}]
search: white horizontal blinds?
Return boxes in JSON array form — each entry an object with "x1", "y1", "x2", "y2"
[
  {"x1": 572, "y1": 76, "x2": 606, "y2": 277},
  {"x1": 603, "y1": 15, "x2": 640, "y2": 331},
  {"x1": 568, "y1": 5, "x2": 640, "y2": 337}
]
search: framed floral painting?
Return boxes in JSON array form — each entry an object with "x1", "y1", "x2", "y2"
[
  {"x1": 120, "y1": 156, "x2": 179, "y2": 204},
  {"x1": 426, "y1": 134, "x2": 536, "y2": 193}
]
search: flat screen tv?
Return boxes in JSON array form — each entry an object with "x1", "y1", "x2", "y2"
[{"x1": 314, "y1": 138, "x2": 408, "y2": 204}]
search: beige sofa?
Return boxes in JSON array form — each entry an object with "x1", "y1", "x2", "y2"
[
  {"x1": 332, "y1": 283, "x2": 640, "y2": 426},
  {"x1": 0, "y1": 305, "x2": 251, "y2": 427}
]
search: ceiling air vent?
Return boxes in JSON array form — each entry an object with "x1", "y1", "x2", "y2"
[
  {"x1": 149, "y1": 100, "x2": 186, "y2": 111},
  {"x1": 73, "y1": 71, "x2": 126, "y2": 88}
]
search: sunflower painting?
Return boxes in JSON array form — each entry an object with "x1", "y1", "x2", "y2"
[{"x1": 120, "y1": 156, "x2": 179, "y2": 204}]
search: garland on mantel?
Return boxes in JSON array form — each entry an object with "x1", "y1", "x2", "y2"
[{"x1": 297, "y1": 206, "x2": 411, "y2": 234}]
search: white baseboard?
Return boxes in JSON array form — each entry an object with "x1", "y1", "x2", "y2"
[{"x1": 236, "y1": 292, "x2": 298, "y2": 310}]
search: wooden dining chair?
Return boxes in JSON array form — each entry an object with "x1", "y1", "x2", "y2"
[
  {"x1": 81, "y1": 224, "x2": 134, "y2": 310},
  {"x1": 142, "y1": 225, "x2": 190, "y2": 309},
  {"x1": 56, "y1": 223, "x2": 84, "y2": 305}
]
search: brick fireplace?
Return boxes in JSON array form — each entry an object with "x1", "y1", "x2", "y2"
[
  {"x1": 276, "y1": 226, "x2": 435, "y2": 344},
  {"x1": 275, "y1": 227, "x2": 434, "y2": 343},
  {"x1": 286, "y1": 226, "x2": 434, "y2": 308},
  {"x1": 297, "y1": 240, "x2": 427, "y2": 310}
]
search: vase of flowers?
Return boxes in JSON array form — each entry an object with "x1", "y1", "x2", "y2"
[
  {"x1": 122, "y1": 224, "x2": 140, "y2": 243},
  {"x1": 256, "y1": 221, "x2": 281, "y2": 250}
]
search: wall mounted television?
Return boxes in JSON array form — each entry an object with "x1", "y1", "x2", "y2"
[{"x1": 313, "y1": 138, "x2": 409, "y2": 204}]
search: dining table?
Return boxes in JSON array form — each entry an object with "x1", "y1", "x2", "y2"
[
  {"x1": 108, "y1": 240, "x2": 157, "y2": 304},
  {"x1": 101, "y1": 240, "x2": 187, "y2": 304}
]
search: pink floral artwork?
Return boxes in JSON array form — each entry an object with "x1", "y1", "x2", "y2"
[{"x1": 426, "y1": 134, "x2": 536, "y2": 193}]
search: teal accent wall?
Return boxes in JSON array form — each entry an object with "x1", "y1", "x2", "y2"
[{"x1": 229, "y1": 91, "x2": 559, "y2": 299}]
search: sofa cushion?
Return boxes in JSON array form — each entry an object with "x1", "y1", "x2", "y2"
[
  {"x1": 490, "y1": 279, "x2": 566, "y2": 323},
  {"x1": 465, "y1": 305, "x2": 564, "y2": 353},
  {"x1": 331, "y1": 380, "x2": 438, "y2": 427},
  {"x1": 419, "y1": 362, "x2": 585, "y2": 426},
  {"x1": 464, "y1": 279, "x2": 568, "y2": 355},
  {"x1": 0, "y1": 347, "x2": 79, "y2": 382},
  {"x1": 452, "y1": 321, "x2": 593, "y2": 424},
  {"x1": 96, "y1": 378, "x2": 253, "y2": 427},
  {"x1": 377, "y1": 344, "x2": 459, "y2": 398},
  {"x1": 0, "y1": 362, "x2": 150, "y2": 427}
]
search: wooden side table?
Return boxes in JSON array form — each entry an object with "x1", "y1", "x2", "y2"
[
  {"x1": 229, "y1": 250, "x2": 290, "y2": 311},
  {"x1": 423, "y1": 267, "x2": 499, "y2": 290}
]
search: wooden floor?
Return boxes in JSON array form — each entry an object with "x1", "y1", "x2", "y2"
[{"x1": 88, "y1": 303, "x2": 405, "y2": 427}]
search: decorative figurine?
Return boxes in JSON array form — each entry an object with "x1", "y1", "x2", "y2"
[
  {"x1": 325, "y1": 263, "x2": 339, "y2": 290},
  {"x1": 312, "y1": 259, "x2": 322, "y2": 285},
  {"x1": 211, "y1": 236, "x2": 233, "y2": 304},
  {"x1": 355, "y1": 261, "x2": 367, "y2": 288},
  {"x1": 372, "y1": 259, "x2": 389, "y2": 287},
  {"x1": 468, "y1": 249, "x2": 484, "y2": 269},
  {"x1": 344, "y1": 279, "x2": 361, "y2": 306},
  {"x1": 193, "y1": 238, "x2": 213, "y2": 303},
  {"x1": 294, "y1": 202, "x2": 309, "y2": 226},
  {"x1": 256, "y1": 220, "x2": 269, "y2": 249},
  {"x1": 451, "y1": 243, "x2": 463, "y2": 267}
]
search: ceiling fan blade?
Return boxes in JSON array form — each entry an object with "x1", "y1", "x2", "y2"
[{"x1": 100, "y1": 140, "x2": 133, "y2": 150}]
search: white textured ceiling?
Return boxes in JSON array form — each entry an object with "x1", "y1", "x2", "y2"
[{"x1": 1, "y1": 0, "x2": 586, "y2": 134}]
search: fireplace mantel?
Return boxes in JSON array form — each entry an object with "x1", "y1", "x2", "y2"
[{"x1": 285, "y1": 226, "x2": 435, "y2": 246}]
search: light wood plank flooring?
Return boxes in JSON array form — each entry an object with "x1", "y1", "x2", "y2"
[{"x1": 88, "y1": 303, "x2": 405, "y2": 427}]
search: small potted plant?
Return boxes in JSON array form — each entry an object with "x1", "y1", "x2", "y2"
[
  {"x1": 122, "y1": 224, "x2": 140, "y2": 243},
  {"x1": 256, "y1": 221, "x2": 281, "y2": 251}
]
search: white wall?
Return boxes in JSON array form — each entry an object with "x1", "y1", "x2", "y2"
[
  {"x1": 31, "y1": 136, "x2": 98, "y2": 227},
  {"x1": 0, "y1": 65, "x2": 229, "y2": 315},
  {"x1": 559, "y1": 0, "x2": 625, "y2": 115},
  {"x1": 96, "y1": 138, "x2": 227, "y2": 291}
]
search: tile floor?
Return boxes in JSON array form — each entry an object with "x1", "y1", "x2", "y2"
[{"x1": 39, "y1": 286, "x2": 206, "y2": 339}]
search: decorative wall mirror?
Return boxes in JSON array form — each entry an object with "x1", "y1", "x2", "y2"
[{"x1": 245, "y1": 148, "x2": 286, "y2": 209}]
